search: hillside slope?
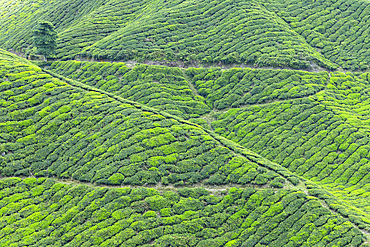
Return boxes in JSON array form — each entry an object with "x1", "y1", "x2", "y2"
[
  {"x1": 47, "y1": 60, "x2": 210, "y2": 120},
  {"x1": 2, "y1": 49, "x2": 370, "y2": 243},
  {"x1": 0, "y1": 177, "x2": 365, "y2": 247},
  {"x1": 2, "y1": 0, "x2": 370, "y2": 245},
  {"x1": 0, "y1": 49, "x2": 297, "y2": 189},
  {"x1": 3, "y1": 0, "x2": 370, "y2": 70},
  {"x1": 263, "y1": 0, "x2": 370, "y2": 70},
  {"x1": 185, "y1": 67, "x2": 370, "y2": 226},
  {"x1": 50, "y1": 59, "x2": 370, "y2": 233},
  {"x1": 0, "y1": 0, "x2": 338, "y2": 69},
  {"x1": 0, "y1": 0, "x2": 105, "y2": 52}
]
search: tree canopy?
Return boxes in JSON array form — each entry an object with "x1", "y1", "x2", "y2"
[{"x1": 33, "y1": 20, "x2": 57, "y2": 61}]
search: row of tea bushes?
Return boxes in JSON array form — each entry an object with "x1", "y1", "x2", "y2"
[
  {"x1": 264, "y1": 0, "x2": 370, "y2": 70},
  {"x1": 0, "y1": 177, "x2": 365, "y2": 246},
  {"x1": 81, "y1": 0, "x2": 336, "y2": 69},
  {"x1": 186, "y1": 67, "x2": 328, "y2": 110},
  {"x1": 211, "y1": 71, "x2": 370, "y2": 219},
  {"x1": 48, "y1": 60, "x2": 210, "y2": 119}
]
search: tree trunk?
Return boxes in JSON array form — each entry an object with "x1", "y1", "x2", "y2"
[{"x1": 43, "y1": 55, "x2": 47, "y2": 62}]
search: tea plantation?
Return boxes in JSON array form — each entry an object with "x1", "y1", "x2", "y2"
[
  {"x1": 1, "y1": 0, "x2": 338, "y2": 69},
  {"x1": 2, "y1": 0, "x2": 370, "y2": 245},
  {"x1": 1, "y1": 50, "x2": 301, "y2": 189},
  {"x1": 48, "y1": 60, "x2": 210, "y2": 119},
  {"x1": 0, "y1": 177, "x2": 365, "y2": 247},
  {"x1": 264, "y1": 0, "x2": 370, "y2": 71}
]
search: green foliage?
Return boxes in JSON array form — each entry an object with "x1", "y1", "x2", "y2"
[
  {"x1": 264, "y1": 0, "x2": 370, "y2": 70},
  {"x1": 0, "y1": 49, "x2": 286, "y2": 188},
  {"x1": 33, "y1": 21, "x2": 57, "y2": 59},
  {"x1": 210, "y1": 69, "x2": 370, "y2": 225},
  {"x1": 2, "y1": 0, "x2": 370, "y2": 244},
  {"x1": 77, "y1": 0, "x2": 335, "y2": 69},
  {"x1": 0, "y1": 0, "x2": 337, "y2": 69},
  {"x1": 48, "y1": 61, "x2": 210, "y2": 119},
  {"x1": 186, "y1": 67, "x2": 328, "y2": 109},
  {"x1": 0, "y1": 177, "x2": 363, "y2": 246}
]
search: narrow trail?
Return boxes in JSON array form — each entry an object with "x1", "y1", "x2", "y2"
[
  {"x1": 293, "y1": 181, "x2": 370, "y2": 242},
  {"x1": 16, "y1": 176, "x2": 282, "y2": 193},
  {"x1": 318, "y1": 198, "x2": 370, "y2": 244},
  {"x1": 74, "y1": 56, "x2": 330, "y2": 72}
]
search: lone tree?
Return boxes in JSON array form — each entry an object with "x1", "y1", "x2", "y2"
[{"x1": 33, "y1": 21, "x2": 57, "y2": 61}]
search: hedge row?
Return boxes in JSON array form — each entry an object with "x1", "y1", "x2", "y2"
[
  {"x1": 48, "y1": 60, "x2": 210, "y2": 119},
  {"x1": 0, "y1": 177, "x2": 364, "y2": 246},
  {"x1": 186, "y1": 67, "x2": 328, "y2": 110}
]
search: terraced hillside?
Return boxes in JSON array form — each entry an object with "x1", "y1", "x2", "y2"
[
  {"x1": 1, "y1": 50, "x2": 301, "y2": 189},
  {"x1": 47, "y1": 57, "x2": 370, "y2": 232},
  {"x1": 3, "y1": 0, "x2": 370, "y2": 70},
  {"x1": 185, "y1": 67, "x2": 370, "y2": 229},
  {"x1": 2, "y1": 46, "x2": 370, "y2": 244},
  {"x1": 0, "y1": 0, "x2": 106, "y2": 53},
  {"x1": 5, "y1": 48, "x2": 370, "y2": 245}
]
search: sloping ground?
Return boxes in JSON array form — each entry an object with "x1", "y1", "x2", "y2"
[
  {"x1": 0, "y1": 0, "x2": 106, "y2": 54},
  {"x1": 189, "y1": 67, "x2": 370, "y2": 224},
  {"x1": 46, "y1": 59, "x2": 370, "y2": 231},
  {"x1": 2, "y1": 47, "x2": 370, "y2": 243},
  {"x1": 264, "y1": 0, "x2": 370, "y2": 70},
  {"x1": 56, "y1": 0, "x2": 152, "y2": 59},
  {"x1": 0, "y1": 177, "x2": 365, "y2": 247},
  {"x1": 79, "y1": 0, "x2": 335, "y2": 70},
  {"x1": 41, "y1": 59, "x2": 370, "y2": 231},
  {"x1": 0, "y1": 0, "x2": 336, "y2": 69},
  {"x1": 48, "y1": 60, "x2": 210, "y2": 119},
  {"x1": 186, "y1": 67, "x2": 328, "y2": 110},
  {"x1": 2, "y1": 0, "x2": 370, "y2": 245},
  {"x1": 3, "y1": 0, "x2": 370, "y2": 70},
  {"x1": 0, "y1": 49, "x2": 298, "y2": 188}
]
